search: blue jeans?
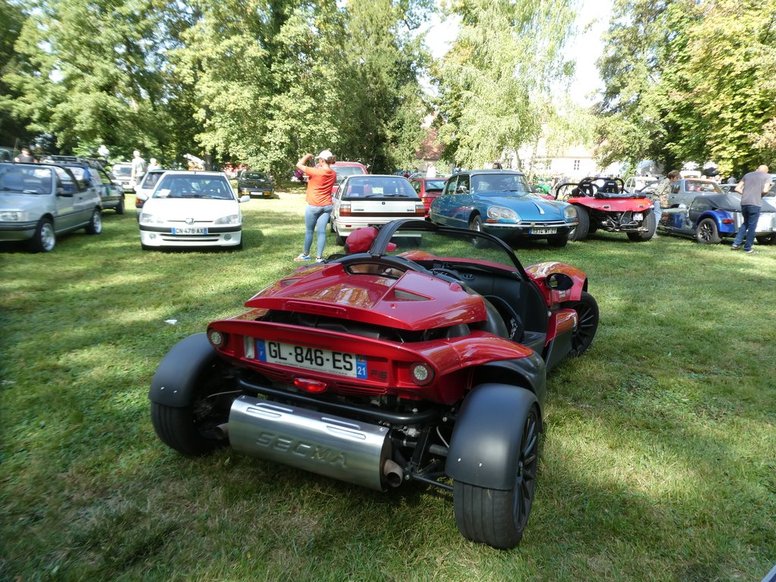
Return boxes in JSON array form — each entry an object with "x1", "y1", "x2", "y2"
[
  {"x1": 304, "y1": 204, "x2": 333, "y2": 258},
  {"x1": 652, "y1": 199, "x2": 662, "y2": 224},
  {"x1": 732, "y1": 205, "x2": 761, "y2": 251}
]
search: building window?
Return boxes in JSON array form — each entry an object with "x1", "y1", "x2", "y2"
[{"x1": 573, "y1": 159, "x2": 580, "y2": 171}]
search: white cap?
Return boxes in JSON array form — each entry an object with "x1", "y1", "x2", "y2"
[{"x1": 317, "y1": 149, "x2": 334, "y2": 161}]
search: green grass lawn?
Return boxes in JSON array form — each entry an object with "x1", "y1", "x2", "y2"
[{"x1": 1, "y1": 193, "x2": 774, "y2": 581}]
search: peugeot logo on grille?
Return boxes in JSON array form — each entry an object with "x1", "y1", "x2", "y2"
[{"x1": 185, "y1": 218, "x2": 194, "y2": 224}]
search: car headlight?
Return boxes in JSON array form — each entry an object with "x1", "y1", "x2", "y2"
[
  {"x1": 214, "y1": 214, "x2": 240, "y2": 225},
  {"x1": 0, "y1": 210, "x2": 24, "y2": 222},
  {"x1": 564, "y1": 206, "x2": 578, "y2": 221},
  {"x1": 139, "y1": 213, "x2": 165, "y2": 225},
  {"x1": 487, "y1": 206, "x2": 520, "y2": 222}
]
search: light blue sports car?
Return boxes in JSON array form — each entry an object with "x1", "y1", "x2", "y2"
[{"x1": 429, "y1": 170, "x2": 578, "y2": 247}]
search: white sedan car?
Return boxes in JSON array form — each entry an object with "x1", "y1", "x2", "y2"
[
  {"x1": 331, "y1": 174, "x2": 426, "y2": 244},
  {"x1": 138, "y1": 171, "x2": 249, "y2": 250}
]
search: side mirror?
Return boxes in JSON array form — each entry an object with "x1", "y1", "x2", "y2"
[
  {"x1": 546, "y1": 272, "x2": 574, "y2": 291},
  {"x1": 239, "y1": 195, "x2": 250, "y2": 203},
  {"x1": 136, "y1": 193, "x2": 148, "y2": 202}
]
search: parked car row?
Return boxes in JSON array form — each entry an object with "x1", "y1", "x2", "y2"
[{"x1": 41, "y1": 155, "x2": 126, "y2": 214}]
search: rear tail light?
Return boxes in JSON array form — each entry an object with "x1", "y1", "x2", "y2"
[
  {"x1": 721, "y1": 218, "x2": 734, "y2": 224},
  {"x1": 339, "y1": 203, "x2": 351, "y2": 216},
  {"x1": 294, "y1": 377, "x2": 328, "y2": 393},
  {"x1": 208, "y1": 330, "x2": 225, "y2": 347},
  {"x1": 414, "y1": 203, "x2": 426, "y2": 216},
  {"x1": 410, "y1": 362, "x2": 434, "y2": 385}
]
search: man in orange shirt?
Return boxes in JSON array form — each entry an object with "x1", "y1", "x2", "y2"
[{"x1": 295, "y1": 150, "x2": 337, "y2": 262}]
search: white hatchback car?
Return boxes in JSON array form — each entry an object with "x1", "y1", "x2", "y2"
[
  {"x1": 331, "y1": 174, "x2": 425, "y2": 244},
  {"x1": 137, "y1": 171, "x2": 249, "y2": 250}
]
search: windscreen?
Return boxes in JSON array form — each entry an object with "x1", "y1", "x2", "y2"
[
  {"x1": 343, "y1": 176, "x2": 419, "y2": 200},
  {"x1": 241, "y1": 172, "x2": 269, "y2": 181},
  {"x1": 382, "y1": 223, "x2": 519, "y2": 272},
  {"x1": 471, "y1": 174, "x2": 530, "y2": 195},
  {"x1": 333, "y1": 165, "x2": 366, "y2": 183},
  {"x1": 424, "y1": 180, "x2": 446, "y2": 191},
  {"x1": 153, "y1": 175, "x2": 234, "y2": 200},
  {"x1": 113, "y1": 165, "x2": 131, "y2": 177},
  {"x1": 0, "y1": 164, "x2": 53, "y2": 194},
  {"x1": 685, "y1": 180, "x2": 722, "y2": 194}
]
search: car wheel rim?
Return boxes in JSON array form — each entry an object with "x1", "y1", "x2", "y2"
[
  {"x1": 698, "y1": 223, "x2": 711, "y2": 242},
  {"x1": 41, "y1": 223, "x2": 55, "y2": 251},
  {"x1": 93, "y1": 211, "x2": 102, "y2": 233},
  {"x1": 512, "y1": 408, "x2": 539, "y2": 528},
  {"x1": 573, "y1": 301, "x2": 597, "y2": 351}
]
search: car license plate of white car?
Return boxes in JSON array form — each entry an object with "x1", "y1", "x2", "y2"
[
  {"x1": 172, "y1": 227, "x2": 207, "y2": 234},
  {"x1": 532, "y1": 227, "x2": 557, "y2": 235},
  {"x1": 257, "y1": 340, "x2": 367, "y2": 379}
]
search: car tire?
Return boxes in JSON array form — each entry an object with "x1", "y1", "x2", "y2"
[
  {"x1": 453, "y1": 402, "x2": 540, "y2": 549},
  {"x1": 28, "y1": 218, "x2": 56, "y2": 253},
  {"x1": 85, "y1": 208, "x2": 102, "y2": 234},
  {"x1": 469, "y1": 214, "x2": 487, "y2": 248},
  {"x1": 563, "y1": 291, "x2": 599, "y2": 357},
  {"x1": 150, "y1": 358, "x2": 233, "y2": 457},
  {"x1": 627, "y1": 211, "x2": 656, "y2": 242},
  {"x1": 569, "y1": 207, "x2": 589, "y2": 241},
  {"x1": 695, "y1": 217, "x2": 721, "y2": 244},
  {"x1": 115, "y1": 196, "x2": 125, "y2": 215},
  {"x1": 547, "y1": 234, "x2": 568, "y2": 248}
]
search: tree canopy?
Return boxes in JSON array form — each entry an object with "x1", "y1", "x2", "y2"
[
  {"x1": 2, "y1": 0, "x2": 433, "y2": 174},
  {"x1": 597, "y1": 0, "x2": 776, "y2": 176},
  {"x1": 433, "y1": 0, "x2": 577, "y2": 169}
]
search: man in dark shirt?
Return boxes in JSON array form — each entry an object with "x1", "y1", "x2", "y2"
[
  {"x1": 732, "y1": 165, "x2": 772, "y2": 254},
  {"x1": 14, "y1": 147, "x2": 35, "y2": 163}
]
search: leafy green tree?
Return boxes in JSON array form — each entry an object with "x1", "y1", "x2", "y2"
[
  {"x1": 435, "y1": 0, "x2": 576, "y2": 168},
  {"x1": 174, "y1": 0, "x2": 431, "y2": 176},
  {"x1": 598, "y1": 0, "x2": 776, "y2": 176},
  {"x1": 0, "y1": 0, "x2": 32, "y2": 148},
  {"x1": 4, "y1": 0, "x2": 194, "y2": 162},
  {"x1": 335, "y1": 0, "x2": 432, "y2": 171}
]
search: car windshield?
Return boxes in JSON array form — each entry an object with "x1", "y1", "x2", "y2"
[
  {"x1": 424, "y1": 180, "x2": 446, "y2": 191},
  {"x1": 471, "y1": 174, "x2": 530, "y2": 195},
  {"x1": 152, "y1": 175, "x2": 234, "y2": 200},
  {"x1": 0, "y1": 164, "x2": 53, "y2": 194},
  {"x1": 333, "y1": 165, "x2": 366, "y2": 183},
  {"x1": 685, "y1": 180, "x2": 722, "y2": 193},
  {"x1": 376, "y1": 221, "x2": 520, "y2": 273},
  {"x1": 241, "y1": 172, "x2": 269, "y2": 181},
  {"x1": 343, "y1": 176, "x2": 419, "y2": 200},
  {"x1": 113, "y1": 165, "x2": 131, "y2": 177}
]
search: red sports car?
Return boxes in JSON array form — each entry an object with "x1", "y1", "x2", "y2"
[
  {"x1": 148, "y1": 219, "x2": 599, "y2": 549},
  {"x1": 555, "y1": 176, "x2": 657, "y2": 241}
]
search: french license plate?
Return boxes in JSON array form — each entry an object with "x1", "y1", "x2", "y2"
[
  {"x1": 532, "y1": 227, "x2": 557, "y2": 235},
  {"x1": 257, "y1": 340, "x2": 367, "y2": 379},
  {"x1": 633, "y1": 213, "x2": 643, "y2": 220},
  {"x1": 172, "y1": 226, "x2": 207, "y2": 234}
]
